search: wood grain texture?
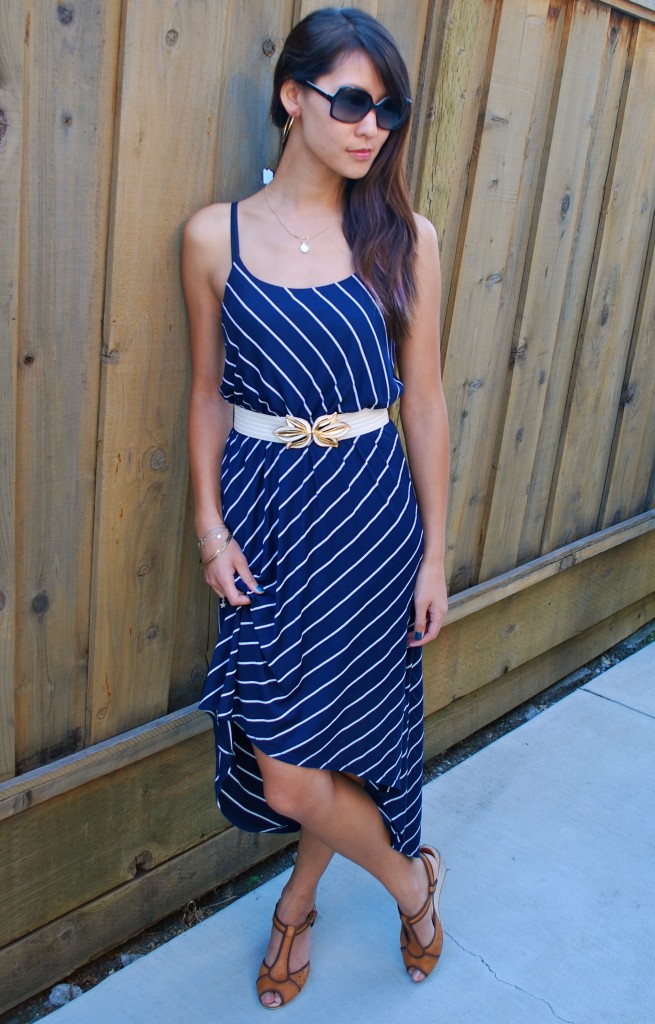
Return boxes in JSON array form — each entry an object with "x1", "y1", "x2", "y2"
[
  {"x1": 447, "y1": 510, "x2": 655, "y2": 624},
  {"x1": 600, "y1": 209, "x2": 655, "y2": 526},
  {"x1": 424, "y1": 591, "x2": 655, "y2": 760},
  {"x1": 169, "y1": 0, "x2": 294, "y2": 713},
  {"x1": 423, "y1": 527, "x2": 655, "y2": 717},
  {"x1": 13, "y1": 1, "x2": 121, "y2": 772},
  {"x1": 0, "y1": 728, "x2": 221, "y2": 947},
  {"x1": 605, "y1": 0, "x2": 655, "y2": 23},
  {"x1": 0, "y1": 2, "x2": 23, "y2": 782},
  {"x1": 0, "y1": 705, "x2": 210, "y2": 822},
  {"x1": 0, "y1": 826, "x2": 291, "y2": 1015},
  {"x1": 414, "y1": 0, "x2": 498, "y2": 334},
  {"x1": 543, "y1": 17, "x2": 655, "y2": 551},
  {"x1": 480, "y1": 5, "x2": 631, "y2": 580},
  {"x1": 87, "y1": 1, "x2": 291, "y2": 743},
  {"x1": 440, "y1": 0, "x2": 566, "y2": 592}
]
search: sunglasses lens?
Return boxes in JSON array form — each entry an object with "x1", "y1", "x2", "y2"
[
  {"x1": 332, "y1": 87, "x2": 372, "y2": 123},
  {"x1": 331, "y1": 88, "x2": 409, "y2": 130},
  {"x1": 376, "y1": 97, "x2": 407, "y2": 130}
]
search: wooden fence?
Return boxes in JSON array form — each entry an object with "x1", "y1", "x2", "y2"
[{"x1": 1, "y1": 0, "x2": 654, "y2": 1010}]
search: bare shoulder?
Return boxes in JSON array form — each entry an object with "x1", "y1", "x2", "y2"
[
  {"x1": 412, "y1": 212, "x2": 439, "y2": 253},
  {"x1": 184, "y1": 202, "x2": 230, "y2": 254},
  {"x1": 183, "y1": 202, "x2": 232, "y2": 297}
]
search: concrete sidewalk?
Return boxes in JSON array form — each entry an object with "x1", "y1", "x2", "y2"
[{"x1": 47, "y1": 643, "x2": 655, "y2": 1024}]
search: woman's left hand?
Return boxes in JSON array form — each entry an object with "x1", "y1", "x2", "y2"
[{"x1": 407, "y1": 559, "x2": 448, "y2": 647}]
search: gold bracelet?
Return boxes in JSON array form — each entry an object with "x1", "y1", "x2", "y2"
[
  {"x1": 199, "y1": 531, "x2": 233, "y2": 567},
  {"x1": 197, "y1": 523, "x2": 227, "y2": 551}
]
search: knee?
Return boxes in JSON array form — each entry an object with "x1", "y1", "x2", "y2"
[{"x1": 261, "y1": 762, "x2": 329, "y2": 821}]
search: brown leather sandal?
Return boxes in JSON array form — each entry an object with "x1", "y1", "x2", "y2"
[
  {"x1": 256, "y1": 904, "x2": 318, "y2": 1009},
  {"x1": 399, "y1": 845, "x2": 447, "y2": 981}
]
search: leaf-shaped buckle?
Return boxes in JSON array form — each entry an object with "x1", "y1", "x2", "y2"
[
  {"x1": 273, "y1": 412, "x2": 350, "y2": 449},
  {"x1": 312, "y1": 412, "x2": 350, "y2": 447}
]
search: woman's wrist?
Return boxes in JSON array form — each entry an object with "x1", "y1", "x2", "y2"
[
  {"x1": 194, "y1": 509, "x2": 225, "y2": 537},
  {"x1": 197, "y1": 523, "x2": 228, "y2": 551}
]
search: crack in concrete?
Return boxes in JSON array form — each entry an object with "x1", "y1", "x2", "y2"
[
  {"x1": 445, "y1": 930, "x2": 576, "y2": 1024},
  {"x1": 581, "y1": 686, "x2": 655, "y2": 722}
]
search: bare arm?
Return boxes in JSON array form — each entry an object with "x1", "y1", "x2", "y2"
[
  {"x1": 182, "y1": 206, "x2": 260, "y2": 606},
  {"x1": 396, "y1": 216, "x2": 450, "y2": 646}
]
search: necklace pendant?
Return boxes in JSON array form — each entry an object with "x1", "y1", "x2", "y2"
[{"x1": 299, "y1": 239, "x2": 310, "y2": 254}]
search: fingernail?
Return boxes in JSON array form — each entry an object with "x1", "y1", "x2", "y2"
[
  {"x1": 255, "y1": 584, "x2": 265, "y2": 593},
  {"x1": 414, "y1": 631, "x2": 423, "y2": 640}
]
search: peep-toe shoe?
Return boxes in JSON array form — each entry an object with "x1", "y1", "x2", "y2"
[
  {"x1": 399, "y1": 845, "x2": 447, "y2": 980},
  {"x1": 256, "y1": 904, "x2": 317, "y2": 1009}
]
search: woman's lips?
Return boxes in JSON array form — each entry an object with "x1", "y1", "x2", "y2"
[{"x1": 348, "y1": 148, "x2": 373, "y2": 160}]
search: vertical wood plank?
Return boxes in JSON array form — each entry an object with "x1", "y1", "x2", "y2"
[
  {"x1": 440, "y1": 0, "x2": 565, "y2": 592},
  {"x1": 414, "y1": 0, "x2": 498, "y2": 331},
  {"x1": 170, "y1": 0, "x2": 295, "y2": 712},
  {"x1": 210, "y1": 0, "x2": 296, "y2": 201},
  {"x1": 13, "y1": 0, "x2": 121, "y2": 773},
  {"x1": 543, "y1": 18, "x2": 655, "y2": 551},
  {"x1": 479, "y1": 6, "x2": 630, "y2": 580},
  {"x1": 600, "y1": 220, "x2": 655, "y2": 526},
  {"x1": 0, "y1": 2, "x2": 23, "y2": 782},
  {"x1": 88, "y1": 0, "x2": 294, "y2": 743}
]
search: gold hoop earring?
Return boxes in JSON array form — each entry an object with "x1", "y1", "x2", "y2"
[{"x1": 282, "y1": 115, "x2": 294, "y2": 147}]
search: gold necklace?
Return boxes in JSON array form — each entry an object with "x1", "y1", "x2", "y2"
[{"x1": 265, "y1": 185, "x2": 339, "y2": 254}]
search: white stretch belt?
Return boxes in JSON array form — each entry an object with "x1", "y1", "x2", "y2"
[{"x1": 233, "y1": 406, "x2": 389, "y2": 449}]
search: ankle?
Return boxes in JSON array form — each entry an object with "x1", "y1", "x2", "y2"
[
  {"x1": 396, "y1": 857, "x2": 427, "y2": 917},
  {"x1": 277, "y1": 884, "x2": 316, "y2": 924}
]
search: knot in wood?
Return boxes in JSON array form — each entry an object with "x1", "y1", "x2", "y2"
[
  {"x1": 56, "y1": 4, "x2": 75, "y2": 25},
  {"x1": 262, "y1": 38, "x2": 276, "y2": 57},
  {"x1": 165, "y1": 29, "x2": 179, "y2": 47},
  {"x1": 130, "y1": 850, "x2": 154, "y2": 876},
  {"x1": 190, "y1": 663, "x2": 206, "y2": 684},
  {"x1": 600, "y1": 302, "x2": 610, "y2": 327},
  {"x1": 22, "y1": 353, "x2": 35, "y2": 366},
  {"x1": 61, "y1": 111, "x2": 73, "y2": 127},
  {"x1": 0, "y1": 591, "x2": 6, "y2": 611},
  {"x1": 560, "y1": 191, "x2": 570, "y2": 217},
  {"x1": 485, "y1": 271, "x2": 503, "y2": 289},
  {"x1": 150, "y1": 448, "x2": 167, "y2": 471},
  {"x1": 137, "y1": 563, "x2": 150, "y2": 577},
  {"x1": 145, "y1": 625, "x2": 159, "y2": 642},
  {"x1": 0, "y1": 110, "x2": 7, "y2": 146},
  {"x1": 622, "y1": 382, "x2": 636, "y2": 406},
  {"x1": 32, "y1": 592, "x2": 49, "y2": 615}
]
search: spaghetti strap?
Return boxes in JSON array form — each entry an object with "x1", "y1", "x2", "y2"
[{"x1": 230, "y1": 202, "x2": 240, "y2": 262}]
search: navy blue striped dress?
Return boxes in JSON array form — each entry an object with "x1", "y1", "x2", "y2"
[{"x1": 199, "y1": 203, "x2": 424, "y2": 857}]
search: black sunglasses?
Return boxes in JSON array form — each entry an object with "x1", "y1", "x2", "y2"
[{"x1": 302, "y1": 80, "x2": 411, "y2": 131}]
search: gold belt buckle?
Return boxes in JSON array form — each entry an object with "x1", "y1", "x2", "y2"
[{"x1": 273, "y1": 412, "x2": 350, "y2": 449}]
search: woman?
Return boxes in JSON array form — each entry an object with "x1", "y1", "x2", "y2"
[{"x1": 183, "y1": 6, "x2": 450, "y2": 1009}]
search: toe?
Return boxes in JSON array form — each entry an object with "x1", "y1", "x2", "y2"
[
  {"x1": 408, "y1": 967, "x2": 426, "y2": 983},
  {"x1": 261, "y1": 991, "x2": 282, "y2": 1008}
]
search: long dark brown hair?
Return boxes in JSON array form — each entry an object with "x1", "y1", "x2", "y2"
[{"x1": 271, "y1": 7, "x2": 418, "y2": 344}]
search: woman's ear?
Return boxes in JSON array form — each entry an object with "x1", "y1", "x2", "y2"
[{"x1": 279, "y1": 78, "x2": 302, "y2": 119}]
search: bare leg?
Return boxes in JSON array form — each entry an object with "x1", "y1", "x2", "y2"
[
  {"x1": 255, "y1": 750, "x2": 436, "y2": 993},
  {"x1": 260, "y1": 829, "x2": 334, "y2": 1008}
]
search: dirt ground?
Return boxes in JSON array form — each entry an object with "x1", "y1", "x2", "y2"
[{"x1": 3, "y1": 619, "x2": 654, "y2": 1024}]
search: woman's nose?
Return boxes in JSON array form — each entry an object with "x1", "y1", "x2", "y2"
[{"x1": 355, "y1": 109, "x2": 379, "y2": 137}]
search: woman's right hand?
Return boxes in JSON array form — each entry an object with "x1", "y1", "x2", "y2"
[{"x1": 201, "y1": 535, "x2": 262, "y2": 606}]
